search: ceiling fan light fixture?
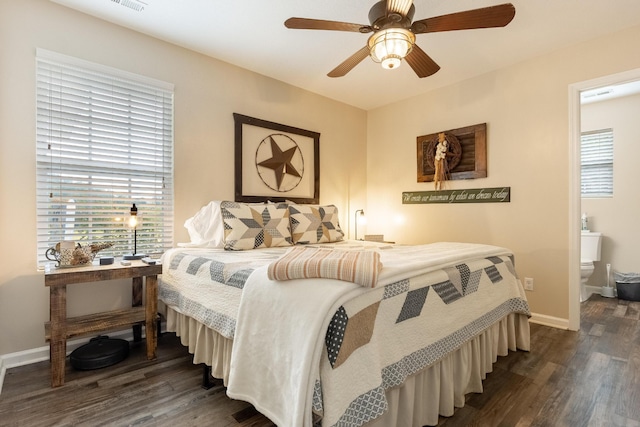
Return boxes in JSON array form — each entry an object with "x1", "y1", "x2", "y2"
[
  {"x1": 367, "y1": 28, "x2": 415, "y2": 70},
  {"x1": 382, "y1": 56, "x2": 402, "y2": 70}
]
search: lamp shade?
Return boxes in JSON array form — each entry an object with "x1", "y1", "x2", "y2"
[
  {"x1": 128, "y1": 203, "x2": 139, "y2": 228},
  {"x1": 368, "y1": 28, "x2": 415, "y2": 70}
]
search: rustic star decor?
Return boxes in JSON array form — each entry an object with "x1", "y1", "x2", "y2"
[
  {"x1": 256, "y1": 134, "x2": 303, "y2": 192},
  {"x1": 234, "y1": 113, "x2": 320, "y2": 204}
]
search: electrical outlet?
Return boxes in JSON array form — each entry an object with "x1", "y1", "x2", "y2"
[{"x1": 524, "y1": 277, "x2": 534, "y2": 291}]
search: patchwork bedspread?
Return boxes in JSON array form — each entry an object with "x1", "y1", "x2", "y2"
[
  {"x1": 159, "y1": 247, "x2": 286, "y2": 338},
  {"x1": 159, "y1": 242, "x2": 531, "y2": 427},
  {"x1": 315, "y1": 248, "x2": 530, "y2": 427}
]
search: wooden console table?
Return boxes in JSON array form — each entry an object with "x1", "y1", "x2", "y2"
[{"x1": 44, "y1": 260, "x2": 162, "y2": 387}]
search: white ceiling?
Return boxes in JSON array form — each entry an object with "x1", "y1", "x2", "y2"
[{"x1": 51, "y1": 0, "x2": 640, "y2": 110}]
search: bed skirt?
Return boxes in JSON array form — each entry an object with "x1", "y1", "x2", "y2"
[{"x1": 161, "y1": 303, "x2": 530, "y2": 427}]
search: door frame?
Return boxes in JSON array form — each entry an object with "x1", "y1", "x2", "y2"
[{"x1": 568, "y1": 67, "x2": 640, "y2": 330}]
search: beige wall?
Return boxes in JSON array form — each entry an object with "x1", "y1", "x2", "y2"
[
  {"x1": 366, "y1": 25, "x2": 640, "y2": 321},
  {"x1": 582, "y1": 93, "x2": 640, "y2": 287},
  {"x1": 0, "y1": 1, "x2": 367, "y2": 355}
]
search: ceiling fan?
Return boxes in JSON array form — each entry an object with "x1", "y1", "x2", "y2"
[{"x1": 284, "y1": 1, "x2": 516, "y2": 78}]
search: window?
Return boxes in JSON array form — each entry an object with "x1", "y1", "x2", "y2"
[
  {"x1": 580, "y1": 128, "x2": 613, "y2": 198},
  {"x1": 36, "y1": 49, "x2": 174, "y2": 266}
]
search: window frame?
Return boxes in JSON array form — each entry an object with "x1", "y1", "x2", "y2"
[
  {"x1": 580, "y1": 128, "x2": 613, "y2": 198},
  {"x1": 35, "y1": 49, "x2": 175, "y2": 266}
]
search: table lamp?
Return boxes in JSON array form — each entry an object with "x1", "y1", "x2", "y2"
[{"x1": 122, "y1": 203, "x2": 145, "y2": 260}]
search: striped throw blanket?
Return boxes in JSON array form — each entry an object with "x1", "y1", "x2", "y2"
[{"x1": 267, "y1": 246, "x2": 383, "y2": 288}]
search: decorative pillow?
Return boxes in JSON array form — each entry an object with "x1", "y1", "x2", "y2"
[
  {"x1": 288, "y1": 204, "x2": 344, "y2": 244},
  {"x1": 220, "y1": 201, "x2": 293, "y2": 250}
]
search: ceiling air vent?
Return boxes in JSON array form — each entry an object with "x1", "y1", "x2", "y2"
[
  {"x1": 583, "y1": 88, "x2": 614, "y2": 99},
  {"x1": 110, "y1": 0, "x2": 147, "y2": 12},
  {"x1": 581, "y1": 87, "x2": 614, "y2": 104}
]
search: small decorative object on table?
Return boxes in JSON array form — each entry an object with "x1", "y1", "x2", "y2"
[
  {"x1": 45, "y1": 241, "x2": 114, "y2": 267},
  {"x1": 99, "y1": 256, "x2": 115, "y2": 265}
]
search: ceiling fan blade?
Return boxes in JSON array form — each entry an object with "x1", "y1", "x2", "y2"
[
  {"x1": 411, "y1": 3, "x2": 515, "y2": 34},
  {"x1": 386, "y1": 0, "x2": 414, "y2": 17},
  {"x1": 327, "y1": 46, "x2": 371, "y2": 78},
  {"x1": 285, "y1": 17, "x2": 372, "y2": 33},
  {"x1": 404, "y1": 45, "x2": 440, "y2": 78}
]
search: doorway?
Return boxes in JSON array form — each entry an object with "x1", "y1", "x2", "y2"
[{"x1": 568, "y1": 68, "x2": 640, "y2": 330}]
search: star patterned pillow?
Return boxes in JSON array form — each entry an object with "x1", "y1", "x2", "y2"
[
  {"x1": 220, "y1": 201, "x2": 293, "y2": 250},
  {"x1": 288, "y1": 204, "x2": 344, "y2": 244}
]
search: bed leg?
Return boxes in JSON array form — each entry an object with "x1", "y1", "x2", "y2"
[
  {"x1": 157, "y1": 313, "x2": 163, "y2": 340},
  {"x1": 202, "y1": 364, "x2": 213, "y2": 389},
  {"x1": 201, "y1": 364, "x2": 222, "y2": 389}
]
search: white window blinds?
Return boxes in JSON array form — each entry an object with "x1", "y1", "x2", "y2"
[
  {"x1": 36, "y1": 49, "x2": 174, "y2": 265},
  {"x1": 580, "y1": 128, "x2": 613, "y2": 198}
]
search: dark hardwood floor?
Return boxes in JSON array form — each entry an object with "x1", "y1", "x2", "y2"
[{"x1": 1, "y1": 295, "x2": 638, "y2": 426}]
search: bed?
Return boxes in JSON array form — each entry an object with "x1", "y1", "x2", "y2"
[{"x1": 158, "y1": 201, "x2": 530, "y2": 427}]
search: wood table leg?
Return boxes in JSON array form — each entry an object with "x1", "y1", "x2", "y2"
[
  {"x1": 49, "y1": 285, "x2": 67, "y2": 387},
  {"x1": 132, "y1": 276, "x2": 143, "y2": 342},
  {"x1": 145, "y1": 275, "x2": 158, "y2": 360}
]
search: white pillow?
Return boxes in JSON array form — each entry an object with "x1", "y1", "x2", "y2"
[{"x1": 183, "y1": 201, "x2": 225, "y2": 248}]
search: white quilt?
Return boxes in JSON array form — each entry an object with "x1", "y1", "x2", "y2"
[{"x1": 227, "y1": 267, "x2": 362, "y2": 426}]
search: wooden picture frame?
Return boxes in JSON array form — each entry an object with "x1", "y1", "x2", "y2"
[
  {"x1": 417, "y1": 123, "x2": 487, "y2": 183},
  {"x1": 234, "y1": 113, "x2": 320, "y2": 204}
]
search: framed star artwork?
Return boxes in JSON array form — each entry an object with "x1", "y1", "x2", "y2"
[{"x1": 234, "y1": 113, "x2": 320, "y2": 204}]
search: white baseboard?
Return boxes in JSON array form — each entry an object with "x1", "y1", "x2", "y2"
[
  {"x1": 585, "y1": 284, "x2": 602, "y2": 297},
  {"x1": 585, "y1": 284, "x2": 618, "y2": 299},
  {"x1": 529, "y1": 312, "x2": 570, "y2": 330},
  {"x1": 0, "y1": 324, "x2": 164, "y2": 396}
]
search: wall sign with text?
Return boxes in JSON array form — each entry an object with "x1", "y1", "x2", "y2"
[{"x1": 402, "y1": 187, "x2": 510, "y2": 204}]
